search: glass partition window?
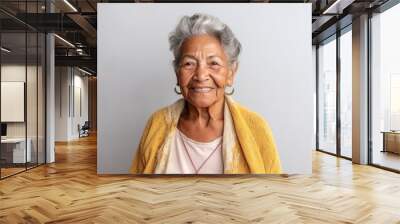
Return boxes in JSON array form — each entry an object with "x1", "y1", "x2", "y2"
[
  {"x1": 318, "y1": 37, "x2": 337, "y2": 154},
  {"x1": 0, "y1": 2, "x2": 46, "y2": 179},
  {"x1": 0, "y1": 32, "x2": 27, "y2": 178},
  {"x1": 390, "y1": 75, "x2": 400, "y2": 130},
  {"x1": 339, "y1": 29, "x2": 352, "y2": 158},
  {"x1": 371, "y1": 3, "x2": 400, "y2": 171}
]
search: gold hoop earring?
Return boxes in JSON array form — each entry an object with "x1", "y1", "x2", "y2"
[
  {"x1": 174, "y1": 85, "x2": 182, "y2": 95},
  {"x1": 225, "y1": 86, "x2": 235, "y2": 95}
]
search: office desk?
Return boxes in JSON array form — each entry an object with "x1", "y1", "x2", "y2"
[
  {"x1": 1, "y1": 138, "x2": 32, "y2": 163},
  {"x1": 382, "y1": 131, "x2": 400, "y2": 154}
]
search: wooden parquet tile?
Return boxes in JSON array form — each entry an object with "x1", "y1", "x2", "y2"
[{"x1": 0, "y1": 134, "x2": 400, "y2": 224}]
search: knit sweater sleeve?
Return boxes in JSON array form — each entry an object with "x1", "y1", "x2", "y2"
[{"x1": 129, "y1": 113, "x2": 155, "y2": 174}]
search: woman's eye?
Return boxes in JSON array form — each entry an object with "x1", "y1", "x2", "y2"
[
  {"x1": 182, "y1": 62, "x2": 195, "y2": 68},
  {"x1": 209, "y1": 61, "x2": 221, "y2": 69}
]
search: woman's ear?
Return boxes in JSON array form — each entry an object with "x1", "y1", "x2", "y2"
[{"x1": 227, "y1": 62, "x2": 238, "y2": 86}]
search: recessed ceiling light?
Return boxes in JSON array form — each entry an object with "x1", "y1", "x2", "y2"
[
  {"x1": 1, "y1": 47, "x2": 11, "y2": 53},
  {"x1": 322, "y1": 0, "x2": 356, "y2": 15},
  {"x1": 63, "y1": 0, "x2": 78, "y2": 12},
  {"x1": 78, "y1": 67, "x2": 93, "y2": 76},
  {"x1": 54, "y1": 34, "x2": 75, "y2": 48}
]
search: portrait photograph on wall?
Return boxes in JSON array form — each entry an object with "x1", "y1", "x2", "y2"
[
  {"x1": 97, "y1": 3, "x2": 313, "y2": 174},
  {"x1": 3, "y1": 0, "x2": 400, "y2": 222}
]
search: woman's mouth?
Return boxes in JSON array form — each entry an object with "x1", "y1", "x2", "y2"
[{"x1": 190, "y1": 87, "x2": 214, "y2": 93}]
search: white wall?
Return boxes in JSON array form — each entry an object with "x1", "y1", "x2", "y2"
[
  {"x1": 98, "y1": 3, "x2": 313, "y2": 174},
  {"x1": 1, "y1": 63, "x2": 46, "y2": 164},
  {"x1": 1, "y1": 65, "x2": 26, "y2": 127},
  {"x1": 1, "y1": 82, "x2": 24, "y2": 122},
  {"x1": 55, "y1": 66, "x2": 70, "y2": 141},
  {"x1": 1, "y1": 65, "x2": 39, "y2": 138},
  {"x1": 55, "y1": 67, "x2": 89, "y2": 141},
  {"x1": 72, "y1": 72, "x2": 89, "y2": 138}
]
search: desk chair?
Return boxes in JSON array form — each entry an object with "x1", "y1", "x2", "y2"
[{"x1": 78, "y1": 121, "x2": 90, "y2": 138}]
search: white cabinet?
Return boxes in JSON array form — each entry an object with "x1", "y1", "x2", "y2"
[{"x1": 1, "y1": 138, "x2": 32, "y2": 163}]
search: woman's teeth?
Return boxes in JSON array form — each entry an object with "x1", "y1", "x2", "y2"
[{"x1": 192, "y1": 87, "x2": 213, "y2": 93}]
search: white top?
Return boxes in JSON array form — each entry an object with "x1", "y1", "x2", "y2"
[{"x1": 165, "y1": 129, "x2": 223, "y2": 174}]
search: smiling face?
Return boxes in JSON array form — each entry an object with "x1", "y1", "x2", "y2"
[{"x1": 176, "y1": 34, "x2": 237, "y2": 109}]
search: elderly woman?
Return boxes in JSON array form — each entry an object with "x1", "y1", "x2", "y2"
[{"x1": 130, "y1": 13, "x2": 281, "y2": 174}]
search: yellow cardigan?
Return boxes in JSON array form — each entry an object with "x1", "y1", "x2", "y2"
[{"x1": 130, "y1": 96, "x2": 282, "y2": 174}]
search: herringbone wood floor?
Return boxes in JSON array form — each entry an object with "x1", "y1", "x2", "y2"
[{"x1": 1, "y1": 134, "x2": 400, "y2": 224}]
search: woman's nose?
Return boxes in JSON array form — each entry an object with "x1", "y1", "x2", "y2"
[{"x1": 194, "y1": 63, "x2": 210, "y2": 81}]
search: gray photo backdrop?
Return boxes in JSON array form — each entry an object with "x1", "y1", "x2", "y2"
[{"x1": 98, "y1": 3, "x2": 313, "y2": 174}]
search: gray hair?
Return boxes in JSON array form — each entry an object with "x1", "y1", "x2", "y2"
[{"x1": 169, "y1": 13, "x2": 242, "y2": 71}]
